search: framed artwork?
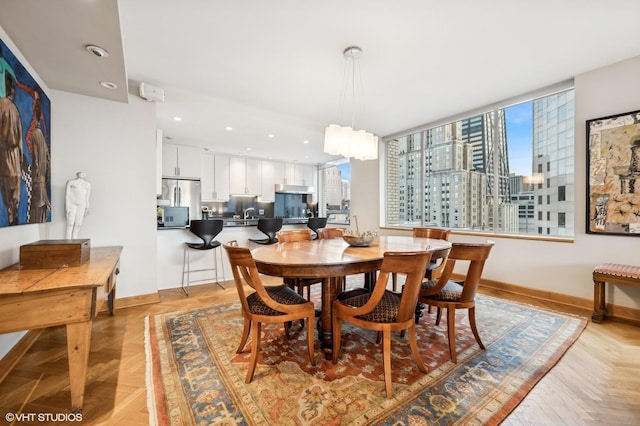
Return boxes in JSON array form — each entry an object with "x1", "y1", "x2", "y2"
[
  {"x1": 586, "y1": 109, "x2": 640, "y2": 235},
  {"x1": 0, "y1": 38, "x2": 51, "y2": 228}
]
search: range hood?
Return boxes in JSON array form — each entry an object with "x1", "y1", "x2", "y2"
[{"x1": 274, "y1": 184, "x2": 315, "y2": 194}]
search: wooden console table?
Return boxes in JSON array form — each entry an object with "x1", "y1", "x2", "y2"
[{"x1": 0, "y1": 246, "x2": 122, "y2": 412}]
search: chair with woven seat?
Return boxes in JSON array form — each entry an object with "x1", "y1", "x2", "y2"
[
  {"x1": 417, "y1": 240, "x2": 494, "y2": 363},
  {"x1": 307, "y1": 217, "x2": 328, "y2": 239},
  {"x1": 332, "y1": 250, "x2": 433, "y2": 398},
  {"x1": 317, "y1": 227, "x2": 345, "y2": 239},
  {"x1": 276, "y1": 229, "x2": 323, "y2": 300},
  {"x1": 392, "y1": 227, "x2": 451, "y2": 292},
  {"x1": 316, "y1": 227, "x2": 347, "y2": 292},
  {"x1": 248, "y1": 218, "x2": 283, "y2": 245},
  {"x1": 224, "y1": 240, "x2": 316, "y2": 383},
  {"x1": 412, "y1": 227, "x2": 451, "y2": 281},
  {"x1": 182, "y1": 219, "x2": 225, "y2": 295}
]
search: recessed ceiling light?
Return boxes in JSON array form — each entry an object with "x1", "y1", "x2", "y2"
[
  {"x1": 246, "y1": 147, "x2": 253, "y2": 151},
  {"x1": 173, "y1": 117, "x2": 182, "y2": 121},
  {"x1": 268, "y1": 134, "x2": 275, "y2": 138},
  {"x1": 225, "y1": 126, "x2": 233, "y2": 131},
  {"x1": 99, "y1": 81, "x2": 118, "y2": 89},
  {"x1": 86, "y1": 45, "x2": 109, "y2": 58},
  {"x1": 303, "y1": 140, "x2": 309, "y2": 144}
]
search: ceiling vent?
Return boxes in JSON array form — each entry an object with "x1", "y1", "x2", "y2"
[{"x1": 139, "y1": 82, "x2": 165, "y2": 102}]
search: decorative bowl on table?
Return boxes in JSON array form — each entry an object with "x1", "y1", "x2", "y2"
[{"x1": 342, "y1": 230, "x2": 377, "y2": 247}]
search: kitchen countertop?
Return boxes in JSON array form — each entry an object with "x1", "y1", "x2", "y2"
[
  {"x1": 158, "y1": 218, "x2": 311, "y2": 229},
  {"x1": 222, "y1": 218, "x2": 310, "y2": 227}
]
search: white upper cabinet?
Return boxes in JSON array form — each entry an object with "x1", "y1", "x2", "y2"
[
  {"x1": 260, "y1": 160, "x2": 276, "y2": 202},
  {"x1": 278, "y1": 162, "x2": 314, "y2": 186},
  {"x1": 201, "y1": 153, "x2": 230, "y2": 201},
  {"x1": 246, "y1": 158, "x2": 262, "y2": 195},
  {"x1": 229, "y1": 157, "x2": 262, "y2": 195},
  {"x1": 295, "y1": 164, "x2": 314, "y2": 186},
  {"x1": 162, "y1": 144, "x2": 201, "y2": 178},
  {"x1": 214, "y1": 155, "x2": 230, "y2": 201},
  {"x1": 274, "y1": 161, "x2": 286, "y2": 185},
  {"x1": 284, "y1": 162, "x2": 295, "y2": 185}
]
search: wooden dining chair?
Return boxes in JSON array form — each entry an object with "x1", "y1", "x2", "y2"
[
  {"x1": 276, "y1": 229, "x2": 323, "y2": 301},
  {"x1": 316, "y1": 227, "x2": 345, "y2": 239},
  {"x1": 306, "y1": 217, "x2": 328, "y2": 239},
  {"x1": 412, "y1": 227, "x2": 451, "y2": 280},
  {"x1": 392, "y1": 227, "x2": 451, "y2": 291},
  {"x1": 316, "y1": 227, "x2": 348, "y2": 291},
  {"x1": 417, "y1": 240, "x2": 494, "y2": 363},
  {"x1": 332, "y1": 250, "x2": 433, "y2": 398},
  {"x1": 223, "y1": 240, "x2": 316, "y2": 383}
]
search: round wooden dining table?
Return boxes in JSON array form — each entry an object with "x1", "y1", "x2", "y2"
[{"x1": 251, "y1": 235, "x2": 452, "y2": 358}]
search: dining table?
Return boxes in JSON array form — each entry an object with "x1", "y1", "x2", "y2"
[{"x1": 251, "y1": 235, "x2": 452, "y2": 358}]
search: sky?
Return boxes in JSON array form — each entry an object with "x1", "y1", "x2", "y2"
[
  {"x1": 504, "y1": 101, "x2": 533, "y2": 175},
  {"x1": 336, "y1": 162, "x2": 350, "y2": 180}
]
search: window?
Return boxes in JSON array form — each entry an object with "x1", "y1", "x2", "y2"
[
  {"x1": 558, "y1": 185, "x2": 566, "y2": 201},
  {"x1": 558, "y1": 212, "x2": 566, "y2": 227},
  {"x1": 384, "y1": 87, "x2": 575, "y2": 237},
  {"x1": 320, "y1": 160, "x2": 350, "y2": 225}
]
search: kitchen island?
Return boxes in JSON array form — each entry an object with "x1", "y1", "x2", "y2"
[{"x1": 156, "y1": 219, "x2": 309, "y2": 290}]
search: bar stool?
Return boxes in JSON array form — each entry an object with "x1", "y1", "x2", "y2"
[
  {"x1": 182, "y1": 219, "x2": 225, "y2": 295},
  {"x1": 307, "y1": 217, "x2": 327, "y2": 239},
  {"x1": 248, "y1": 218, "x2": 282, "y2": 245}
]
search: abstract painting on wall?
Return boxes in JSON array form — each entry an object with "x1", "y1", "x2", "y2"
[
  {"x1": 587, "y1": 109, "x2": 640, "y2": 236},
  {"x1": 0, "y1": 38, "x2": 51, "y2": 227}
]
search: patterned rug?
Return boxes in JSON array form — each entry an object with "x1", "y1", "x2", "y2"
[{"x1": 145, "y1": 295, "x2": 587, "y2": 425}]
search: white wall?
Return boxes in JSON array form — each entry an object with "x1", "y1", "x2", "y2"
[
  {"x1": 0, "y1": 26, "x2": 158, "y2": 359},
  {"x1": 50, "y1": 90, "x2": 158, "y2": 299},
  {"x1": 351, "y1": 55, "x2": 640, "y2": 310}
]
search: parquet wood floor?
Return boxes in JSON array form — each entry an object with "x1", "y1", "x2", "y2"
[{"x1": 0, "y1": 281, "x2": 638, "y2": 425}]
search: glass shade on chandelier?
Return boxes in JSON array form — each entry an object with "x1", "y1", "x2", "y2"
[
  {"x1": 323, "y1": 46, "x2": 379, "y2": 161},
  {"x1": 324, "y1": 124, "x2": 378, "y2": 161}
]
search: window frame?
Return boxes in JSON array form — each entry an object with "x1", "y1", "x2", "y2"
[{"x1": 380, "y1": 80, "x2": 574, "y2": 240}]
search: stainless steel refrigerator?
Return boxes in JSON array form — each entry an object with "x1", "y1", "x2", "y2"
[{"x1": 160, "y1": 178, "x2": 201, "y2": 221}]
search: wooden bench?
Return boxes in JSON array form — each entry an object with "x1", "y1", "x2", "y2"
[{"x1": 592, "y1": 263, "x2": 640, "y2": 323}]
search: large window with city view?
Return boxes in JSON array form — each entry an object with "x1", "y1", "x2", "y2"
[
  {"x1": 384, "y1": 87, "x2": 575, "y2": 237},
  {"x1": 320, "y1": 160, "x2": 350, "y2": 225}
]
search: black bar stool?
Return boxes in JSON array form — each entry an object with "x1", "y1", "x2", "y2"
[
  {"x1": 248, "y1": 218, "x2": 282, "y2": 245},
  {"x1": 307, "y1": 217, "x2": 327, "y2": 240},
  {"x1": 182, "y1": 219, "x2": 225, "y2": 295}
]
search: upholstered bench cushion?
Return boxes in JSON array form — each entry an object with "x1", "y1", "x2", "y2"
[{"x1": 593, "y1": 263, "x2": 640, "y2": 279}]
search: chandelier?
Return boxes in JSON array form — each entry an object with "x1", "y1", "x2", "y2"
[{"x1": 323, "y1": 46, "x2": 379, "y2": 161}]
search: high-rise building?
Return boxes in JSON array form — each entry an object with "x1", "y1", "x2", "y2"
[
  {"x1": 385, "y1": 89, "x2": 574, "y2": 236},
  {"x1": 531, "y1": 90, "x2": 575, "y2": 236}
]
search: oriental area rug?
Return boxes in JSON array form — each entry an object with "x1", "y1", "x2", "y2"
[{"x1": 145, "y1": 295, "x2": 587, "y2": 425}]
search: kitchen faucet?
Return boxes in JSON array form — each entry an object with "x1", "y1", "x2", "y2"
[{"x1": 243, "y1": 207, "x2": 255, "y2": 220}]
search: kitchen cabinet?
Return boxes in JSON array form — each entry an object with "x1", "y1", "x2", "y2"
[
  {"x1": 277, "y1": 162, "x2": 315, "y2": 186},
  {"x1": 274, "y1": 161, "x2": 287, "y2": 185},
  {"x1": 295, "y1": 164, "x2": 315, "y2": 186},
  {"x1": 229, "y1": 157, "x2": 262, "y2": 195},
  {"x1": 201, "y1": 153, "x2": 230, "y2": 201},
  {"x1": 260, "y1": 160, "x2": 276, "y2": 202},
  {"x1": 162, "y1": 144, "x2": 201, "y2": 178},
  {"x1": 284, "y1": 163, "x2": 296, "y2": 185}
]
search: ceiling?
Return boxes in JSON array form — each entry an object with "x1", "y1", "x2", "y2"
[{"x1": 3, "y1": 1, "x2": 640, "y2": 165}]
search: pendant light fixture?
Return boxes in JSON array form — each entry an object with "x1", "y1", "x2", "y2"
[{"x1": 324, "y1": 46, "x2": 379, "y2": 161}]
